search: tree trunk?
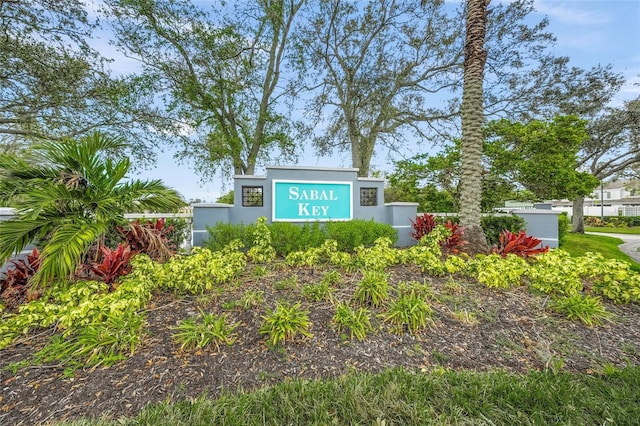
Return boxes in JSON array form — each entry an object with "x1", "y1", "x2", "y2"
[
  {"x1": 458, "y1": 0, "x2": 490, "y2": 255},
  {"x1": 572, "y1": 196, "x2": 585, "y2": 233}
]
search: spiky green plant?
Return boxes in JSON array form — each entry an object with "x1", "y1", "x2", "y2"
[
  {"x1": 382, "y1": 290, "x2": 433, "y2": 333},
  {"x1": 259, "y1": 301, "x2": 312, "y2": 346},
  {"x1": 353, "y1": 270, "x2": 389, "y2": 307},
  {"x1": 172, "y1": 311, "x2": 239, "y2": 351},
  {"x1": 332, "y1": 301, "x2": 372, "y2": 341},
  {"x1": 0, "y1": 132, "x2": 186, "y2": 287}
]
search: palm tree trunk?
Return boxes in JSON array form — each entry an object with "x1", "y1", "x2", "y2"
[
  {"x1": 572, "y1": 196, "x2": 585, "y2": 233},
  {"x1": 458, "y1": 0, "x2": 490, "y2": 255}
]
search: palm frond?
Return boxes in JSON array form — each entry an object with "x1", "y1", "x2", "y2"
[
  {"x1": 114, "y1": 180, "x2": 186, "y2": 213},
  {"x1": 31, "y1": 222, "x2": 106, "y2": 287},
  {"x1": 0, "y1": 218, "x2": 50, "y2": 262}
]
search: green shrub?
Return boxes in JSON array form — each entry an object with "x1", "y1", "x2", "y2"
[
  {"x1": 481, "y1": 215, "x2": 526, "y2": 246},
  {"x1": 301, "y1": 282, "x2": 334, "y2": 302},
  {"x1": 585, "y1": 216, "x2": 640, "y2": 227},
  {"x1": 325, "y1": 219, "x2": 397, "y2": 251},
  {"x1": 206, "y1": 223, "x2": 255, "y2": 252},
  {"x1": 549, "y1": 294, "x2": 611, "y2": 326},
  {"x1": 558, "y1": 212, "x2": 570, "y2": 244},
  {"x1": 206, "y1": 219, "x2": 397, "y2": 255},
  {"x1": 332, "y1": 301, "x2": 372, "y2": 341},
  {"x1": 247, "y1": 217, "x2": 276, "y2": 263},
  {"x1": 268, "y1": 221, "x2": 326, "y2": 256},
  {"x1": 381, "y1": 290, "x2": 433, "y2": 334},
  {"x1": 353, "y1": 270, "x2": 390, "y2": 307},
  {"x1": 259, "y1": 301, "x2": 313, "y2": 346},
  {"x1": 172, "y1": 311, "x2": 239, "y2": 351}
]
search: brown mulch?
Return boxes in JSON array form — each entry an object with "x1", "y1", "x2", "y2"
[{"x1": 1, "y1": 263, "x2": 640, "y2": 425}]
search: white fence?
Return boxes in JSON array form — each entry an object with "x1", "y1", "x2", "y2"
[{"x1": 552, "y1": 205, "x2": 640, "y2": 218}]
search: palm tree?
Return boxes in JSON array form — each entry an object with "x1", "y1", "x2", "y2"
[
  {"x1": 458, "y1": 0, "x2": 490, "y2": 254},
  {"x1": 0, "y1": 132, "x2": 187, "y2": 286}
]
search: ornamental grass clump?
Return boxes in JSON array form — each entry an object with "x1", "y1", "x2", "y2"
[
  {"x1": 332, "y1": 301, "x2": 372, "y2": 341},
  {"x1": 549, "y1": 294, "x2": 612, "y2": 326},
  {"x1": 172, "y1": 311, "x2": 239, "y2": 351},
  {"x1": 259, "y1": 301, "x2": 312, "y2": 346},
  {"x1": 381, "y1": 290, "x2": 433, "y2": 334},
  {"x1": 354, "y1": 270, "x2": 390, "y2": 307}
]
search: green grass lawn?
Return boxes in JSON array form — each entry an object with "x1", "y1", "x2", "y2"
[
  {"x1": 60, "y1": 367, "x2": 640, "y2": 425},
  {"x1": 562, "y1": 232, "x2": 640, "y2": 272},
  {"x1": 585, "y1": 226, "x2": 640, "y2": 235}
]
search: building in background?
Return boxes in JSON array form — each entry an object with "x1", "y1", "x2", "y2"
[{"x1": 549, "y1": 179, "x2": 640, "y2": 218}]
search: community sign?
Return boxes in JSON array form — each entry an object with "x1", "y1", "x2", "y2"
[{"x1": 272, "y1": 180, "x2": 353, "y2": 221}]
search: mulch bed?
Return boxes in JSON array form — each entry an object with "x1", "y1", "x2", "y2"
[{"x1": 1, "y1": 263, "x2": 639, "y2": 425}]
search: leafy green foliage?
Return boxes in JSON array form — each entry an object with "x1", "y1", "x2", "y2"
[
  {"x1": 247, "y1": 217, "x2": 276, "y2": 264},
  {"x1": 386, "y1": 151, "x2": 458, "y2": 213},
  {"x1": 402, "y1": 227, "x2": 448, "y2": 276},
  {"x1": 237, "y1": 290, "x2": 265, "y2": 310},
  {"x1": 208, "y1": 219, "x2": 396, "y2": 256},
  {"x1": 0, "y1": 0, "x2": 153, "y2": 160},
  {"x1": 286, "y1": 240, "x2": 351, "y2": 269},
  {"x1": 34, "y1": 312, "x2": 144, "y2": 369},
  {"x1": 491, "y1": 230, "x2": 549, "y2": 258},
  {"x1": 267, "y1": 222, "x2": 327, "y2": 256},
  {"x1": 558, "y1": 212, "x2": 570, "y2": 244},
  {"x1": 153, "y1": 244, "x2": 247, "y2": 294},
  {"x1": 350, "y1": 237, "x2": 402, "y2": 272},
  {"x1": 215, "y1": 191, "x2": 234, "y2": 204},
  {"x1": 325, "y1": 220, "x2": 398, "y2": 252},
  {"x1": 206, "y1": 222, "x2": 255, "y2": 252},
  {"x1": 410, "y1": 216, "x2": 466, "y2": 254},
  {"x1": 172, "y1": 311, "x2": 239, "y2": 351},
  {"x1": 301, "y1": 282, "x2": 334, "y2": 302},
  {"x1": 320, "y1": 270, "x2": 343, "y2": 286},
  {"x1": 353, "y1": 270, "x2": 390, "y2": 307},
  {"x1": 549, "y1": 294, "x2": 611, "y2": 326},
  {"x1": 259, "y1": 301, "x2": 312, "y2": 346},
  {"x1": 586, "y1": 216, "x2": 640, "y2": 227},
  {"x1": 526, "y1": 251, "x2": 584, "y2": 296},
  {"x1": 332, "y1": 301, "x2": 372, "y2": 341},
  {"x1": 273, "y1": 275, "x2": 298, "y2": 291},
  {"x1": 469, "y1": 254, "x2": 529, "y2": 289},
  {"x1": 481, "y1": 215, "x2": 527, "y2": 246},
  {"x1": 485, "y1": 116, "x2": 600, "y2": 200},
  {"x1": 0, "y1": 132, "x2": 186, "y2": 287},
  {"x1": 381, "y1": 290, "x2": 433, "y2": 334},
  {"x1": 104, "y1": 0, "x2": 300, "y2": 179},
  {"x1": 0, "y1": 241, "x2": 248, "y2": 355},
  {"x1": 579, "y1": 253, "x2": 640, "y2": 304}
]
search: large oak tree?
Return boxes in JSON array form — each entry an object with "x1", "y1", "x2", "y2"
[
  {"x1": 0, "y1": 0, "x2": 156, "y2": 164},
  {"x1": 104, "y1": 0, "x2": 304, "y2": 179}
]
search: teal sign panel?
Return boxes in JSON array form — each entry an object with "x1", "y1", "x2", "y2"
[{"x1": 272, "y1": 180, "x2": 353, "y2": 221}]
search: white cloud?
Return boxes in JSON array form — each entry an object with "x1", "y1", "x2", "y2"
[{"x1": 534, "y1": 0, "x2": 611, "y2": 26}]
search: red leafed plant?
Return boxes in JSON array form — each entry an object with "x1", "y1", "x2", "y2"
[
  {"x1": 410, "y1": 215, "x2": 467, "y2": 254},
  {"x1": 492, "y1": 230, "x2": 549, "y2": 258},
  {"x1": 87, "y1": 244, "x2": 136, "y2": 289},
  {"x1": 409, "y1": 214, "x2": 437, "y2": 241},
  {"x1": 441, "y1": 220, "x2": 467, "y2": 254},
  {"x1": 117, "y1": 218, "x2": 175, "y2": 262},
  {"x1": 0, "y1": 248, "x2": 41, "y2": 309}
]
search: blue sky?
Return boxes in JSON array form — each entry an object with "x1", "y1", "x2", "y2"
[{"x1": 116, "y1": 0, "x2": 640, "y2": 202}]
